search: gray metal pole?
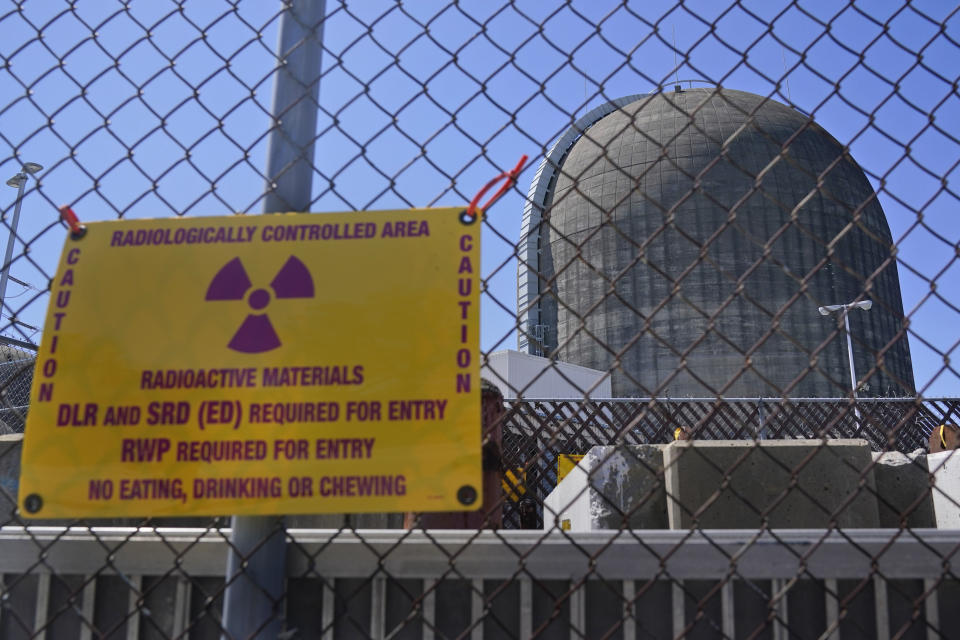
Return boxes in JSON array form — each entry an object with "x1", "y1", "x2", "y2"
[
  {"x1": 0, "y1": 174, "x2": 27, "y2": 316},
  {"x1": 843, "y1": 310, "x2": 862, "y2": 425},
  {"x1": 221, "y1": 2, "x2": 324, "y2": 639},
  {"x1": 261, "y1": 0, "x2": 325, "y2": 215},
  {"x1": 756, "y1": 398, "x2": 765, "y2": 440},
  {"x1": 843, "y1": 312, "x2": 857, "y2": 399}
]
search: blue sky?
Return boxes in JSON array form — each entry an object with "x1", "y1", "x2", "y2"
[{"x1": 1, "y1": 0, "x2": 958, "y2": 396}]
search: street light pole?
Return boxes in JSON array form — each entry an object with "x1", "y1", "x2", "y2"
[
  {"x1": 842, "y1": 311, "x2": 857, "y2": 399},
  {"x1": 0, "y1": 162, "x2": 42, "y2": 317},
  {"x1": 220, "y1": 2, "x2": 324, "y2": 639},
  {"x1": 818, "y1": 299, "x2": 872, "y2": 423}
]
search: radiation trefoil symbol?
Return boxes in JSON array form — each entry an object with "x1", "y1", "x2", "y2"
[{"x1": 205, "y1": 256, "x2": 314, "y2": 353}]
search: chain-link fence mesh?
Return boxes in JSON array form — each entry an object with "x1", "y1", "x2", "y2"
[{"x1": 0, "y1": 0, "x2": 959, "y2": 637}]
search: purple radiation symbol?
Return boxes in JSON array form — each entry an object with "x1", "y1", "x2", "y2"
[
  {"x1": 249, "y1": 288, "x2": 270, "y2": 310},
  {"x1": 205, "y1": 256, "x2": 314, "y2": 353}
]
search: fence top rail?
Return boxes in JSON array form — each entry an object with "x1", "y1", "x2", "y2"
[
  {"x1": 507, "y1": 397, "x2": 945, "y2": 403},
  {"x1": 0, "y1": 358, "x2": 35, "y2": 366},
  {"x1": 0, "y1": 527, "x2": 957, "y2": 581}
]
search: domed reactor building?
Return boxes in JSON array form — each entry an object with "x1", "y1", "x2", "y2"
[{"x1": 518, "y1": 88, "x2": 915, "y2": 398}]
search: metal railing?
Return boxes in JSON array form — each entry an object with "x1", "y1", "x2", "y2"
[{"x1": 1, "y1": 527, "x2": 958, "y2": 639}]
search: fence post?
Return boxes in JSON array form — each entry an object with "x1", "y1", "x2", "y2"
[{"x1": 221, "y1": 1, "x2": 325, "y2": 639}]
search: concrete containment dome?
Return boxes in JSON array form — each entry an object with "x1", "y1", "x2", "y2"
[{"x1": 519, "y1": 88, "x2": 914, "y2": 398}]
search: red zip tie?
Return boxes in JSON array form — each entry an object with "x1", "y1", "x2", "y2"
[
  {"x1": 58, "y1": 205, "x2": 87, "y2": 239},
  {"x1": 462, "y1": 154, "x2": 528, "y2": 223}
]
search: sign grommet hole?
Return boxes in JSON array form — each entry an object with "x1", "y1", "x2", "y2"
[
  {"x1": 23, "y1": 494, "x2": 43, "y2": 514},
  {"x1": 457, "y1": 485, "x2": 477, "y2": 506}
]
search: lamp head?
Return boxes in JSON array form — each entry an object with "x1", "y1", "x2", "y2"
[
  {"x1": 819, "y1": 301, "x2": 872, "y2": 315},
  {"x1": 5, "y1": 174, "x2": 24, "y2": 188},
  {"x1": 22, "y1": 162, "x2": 42, "y2": 174}
]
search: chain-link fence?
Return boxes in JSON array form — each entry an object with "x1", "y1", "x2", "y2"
[
  {"x1": 1, "y1": 0, "x2": 959, "y2": 638},
  {"x1": 0, "y1": 353, "x2": 32, "y2": 433}
]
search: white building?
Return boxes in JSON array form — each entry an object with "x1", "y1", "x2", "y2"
[{"x1": 481, "y1": 350, "x2": 611, "y2": 399}]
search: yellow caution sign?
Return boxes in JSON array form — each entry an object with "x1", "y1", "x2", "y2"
[{"x1": 19, "y1": 209, "x2": 481, "y2": 518}]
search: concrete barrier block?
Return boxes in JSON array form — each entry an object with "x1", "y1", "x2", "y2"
[
  {"x1": 928, "y1": 450, "x2": 960, "y2": 529},
  {"x1": 543, "y1": 461, "x2": 590, "y2": 530},
  {"x1": 871, "y1": 450, "x2": 935, "y2": 528},
  {"x1": 664, "y1": 439, "x2": 880, "y2": 529},
  {"x1": 543, "y1": 445, "x2": 667, "y2": 531}
]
